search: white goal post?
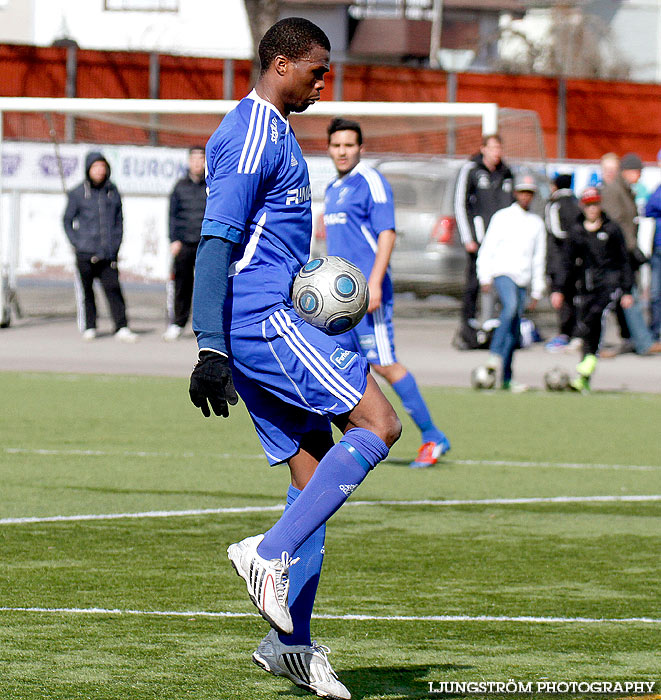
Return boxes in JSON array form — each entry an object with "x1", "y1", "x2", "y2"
[{"x1": 0, "y1": 97, "x2": 544, "y2": 325}]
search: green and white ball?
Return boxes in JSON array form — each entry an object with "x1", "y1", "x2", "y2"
[{"x1": 292, "y1": 256, "x2": 369, "y2": 335}]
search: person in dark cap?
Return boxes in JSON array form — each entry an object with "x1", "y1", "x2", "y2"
[
  {"x1": 63, "y1": 151, "x2": 137, "y2": 342},
  {"x1": 552, "y1": 187, "x2": 635, "y2": 391},
  {"x1": 601, "y1": 152, "x2": 659, "y2": 356},
  {"x1": 544, "y1": 173, "x2": 581, "y2": 351}
]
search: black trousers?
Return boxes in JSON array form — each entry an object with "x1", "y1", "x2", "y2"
[
  {"x1": 169, "y1": 241, "x2": 198, "y2": 328},
  {"x1": 461, "y1": 251, "x2": 479, "y2": 323},
  {"x1": 75, "y1": 255, "x2": 128, "y2": 332},
  {"x1": 575, "y1": 287, "x2": 618, "y2": 356}
]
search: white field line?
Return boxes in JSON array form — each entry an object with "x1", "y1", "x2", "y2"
[
  {"x1": 0, "y1": 606, "x2": 659, "y2": 625},
  {"x1": 4, "y1": 447, "x2": 660, "y2": 471},
  {"x1": 1, "y1": 495, "x2": 661, "y2": 526}
]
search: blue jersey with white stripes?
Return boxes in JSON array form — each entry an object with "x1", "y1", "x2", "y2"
[
  {"x1": 204, "y1": 90, "x2": 312, "y2": 327},
  {"x1": 324, "y1": 163, "x2": 396, "y2": 302}
]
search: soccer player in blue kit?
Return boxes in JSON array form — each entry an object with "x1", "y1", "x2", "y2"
[
  {"x1": 324, "y1": 118, "x2": 451, "y2": 468},
  {"x1": 188, "y1": 18, "x2": 401, "y2": 700}
]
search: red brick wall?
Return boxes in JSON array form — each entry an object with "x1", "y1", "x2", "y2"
[{"x1": 2, "y1": 44, "x2": 661, "y2": 160}]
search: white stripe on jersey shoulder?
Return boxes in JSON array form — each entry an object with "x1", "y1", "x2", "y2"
[
  {"x1": 354, "y1": 162, "x2": 387, "y2": 203},
  {"x1": 236, "y1": 91, "x2": 289, "y2": 175},
  {"x1": 247, "y1": 89, "x2": 288, "y2": 126}
]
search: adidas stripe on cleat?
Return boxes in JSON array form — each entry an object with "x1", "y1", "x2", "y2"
[
  {"x1": 227, "y1": 534, "x2": 298, "y2": 635},
  {"x1": 252, "y1": 629, "x2": 351, "y2": 700}
]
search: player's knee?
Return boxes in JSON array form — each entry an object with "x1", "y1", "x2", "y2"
[{"x1": 379, "y1": 407, "x2": 402, "y2": 448}]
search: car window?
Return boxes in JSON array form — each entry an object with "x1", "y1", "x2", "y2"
[{"x1": 387, "y1": 175, "x2": 452, "y2": 210}]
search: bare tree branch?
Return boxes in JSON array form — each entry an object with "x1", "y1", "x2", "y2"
[{"x1": 244, "y1": 0, "x2": 281, "y2": 82}]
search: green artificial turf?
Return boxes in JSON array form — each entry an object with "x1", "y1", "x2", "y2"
[{"x1": 0, "y1": 372, "x2": 659, "y2": 699}]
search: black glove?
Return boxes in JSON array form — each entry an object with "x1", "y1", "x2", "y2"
[{"x1": 189, "y1": 351, "x2": 238, "y2": 418}]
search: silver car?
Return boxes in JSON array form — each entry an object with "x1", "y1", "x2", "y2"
[{"x1": 376, "y1": 158, "x2": 466, "y2": 298}]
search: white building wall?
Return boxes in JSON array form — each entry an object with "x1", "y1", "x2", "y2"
[{"x1": 0, "y1": 0, "x2": 253, "y2": 59}]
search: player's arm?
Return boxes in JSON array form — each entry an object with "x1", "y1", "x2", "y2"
[
  {"x1": 169, "y1": 183, "x2": 182, "y2": 257},
  {"x1": 189, "y1": 112, "x2": 275, "y2": 418},
  {"x1": 529, "y1": 220, "x2": 547, "y2": 309},
  {"x1": 62, "y1": 190, "x2": 79, "y2": 247},
  {"x1": 366, "y1": 174, "x2": 397, "y2": 312},
  {"x1": 368, "y1": 229, "x2": 396, "y2": 312},
  {"x1": 475, "y1": 211, "x2": 499, "y2": 291},
  {"x1": 189, "y1": 230, "x2": 240, "y2": 418},
  {"x1": 454, "y1": 162, "x2": 478, "y2": 252}
]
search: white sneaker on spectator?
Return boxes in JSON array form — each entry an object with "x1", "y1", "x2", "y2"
[
  {"x1": 115, "y1": 327, "x2": 138, "y2": 343},
  {"x1": 162, "y1": 324, "x2": 183, "y2": 341},
  {"x1": 82, "y1": 328, "x2": 97, "y2": 341}
]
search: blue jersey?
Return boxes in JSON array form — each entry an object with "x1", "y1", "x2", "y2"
[
  {"x1": 203, "y1": 90, "x2": 312, "y2": 327},
  {"x1": 324, "y1": 162, "x2": 396, "y2": 302}
]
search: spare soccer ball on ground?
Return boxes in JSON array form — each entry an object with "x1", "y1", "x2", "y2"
[
  {"x1": 471, "y1": 365, "x2": 496, "y2": 390},
  {"x1": 544, "y1": 367, "x2": 570, "y2": 391},
  {"x1": 292, "y1": 256, "x2": 369, "y2": 335}
]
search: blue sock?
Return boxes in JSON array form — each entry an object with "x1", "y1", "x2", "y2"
[
  {"x1": 257, "y1": 428, "x2": 389, "y2": 560},
  {"x1": 392, "y1": 372, "x2": 444, "y2": 443},
  {"x1": 278, "y1": 485, "x2": 325, "y2": 647}
]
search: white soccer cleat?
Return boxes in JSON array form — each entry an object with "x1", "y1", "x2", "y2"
[
  {"x1": 82, "y1": 328, "x2": 97, "y2": 341},
  {"x1": 252, "y1": 629, "x2": 351, "y2": 700},
  {"x1": 115, "y1": 326, "x2": 138, "y2": 343},
  {"x1": 227, "y1": 534, "x2": 298, "y2": 635},
  {"x1": 162, "y1": 324, "x2": 183, "y2": 341}
]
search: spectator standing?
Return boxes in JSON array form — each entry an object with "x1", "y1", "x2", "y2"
[
  {"x1": 163, "y1": 146, "x2": 207, "y2": 341},
  {"x1": 324, "y1": 117, "x2": 451, "y2": 468},
  {"x1": 600, "y1": 152, "x2": 620, "y2": 187},
  {"x1": 601, "y1": 152, "x2": 661, "y2": 356},
  {"x1": 63, "y1": 151, "x2": 137, "y2": 342},
  {"x1": 476, "y1": 174, "x2": 546, "y2": 392},
  {"x1": 544, "y1": 173, "x2": 581, "y2": 351},
  {"x1": 644, "y1": 148, "x2": 661, "y2": 342},
  {"x1": 551, "y1": 188, "x2": 635, "y2": 392},
  {"x1": 454, "y1": 134, "x2": 514, "y2": 342}
]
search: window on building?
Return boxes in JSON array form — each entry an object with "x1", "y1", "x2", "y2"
[
  {"x1": 350, "y1": 0, "x2": 432, "y2": 20},
  {"x1": 104, "y1": 0, "x2": 179, "y2": 11}
]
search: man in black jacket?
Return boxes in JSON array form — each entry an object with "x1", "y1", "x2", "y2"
[
  {"x1": 63, "y1": 151, "x2": 137, "y2": 342},
  {"x1": 454, "y1": 134, "x2": 514, "y2": 343},
  {"x1": 163, "y1": 146, "x2": 207, "y2": 341},
  {"x1": 551, "y1": 187, "x2": 634, "y2": 392},
  {"x1": 544, "y1": 173, "x2": 581, "y2": 350}
]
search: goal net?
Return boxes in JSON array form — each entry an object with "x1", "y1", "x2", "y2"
[{"x1": 0, "y1": 97, "x2": 545, "y2": 324}]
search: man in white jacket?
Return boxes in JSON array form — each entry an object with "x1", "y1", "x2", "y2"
[{"x1": 476, "y1": 174, "x2": 546, "y2": 391}]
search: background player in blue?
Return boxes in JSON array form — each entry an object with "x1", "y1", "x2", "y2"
[
  {"x1": 324, "y1": 118, "x2": 451, "y2": 468},
  {"x1": 187, "y1": 19, "x2": 401, "y2": 700}
]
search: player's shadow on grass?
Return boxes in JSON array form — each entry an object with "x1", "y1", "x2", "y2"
[{"x1": 278, "y1": 663, "x2": 473, "y2": 699}]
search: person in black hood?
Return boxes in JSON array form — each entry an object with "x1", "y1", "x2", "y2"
[
  {"x1": 63, "y1": 151, "x2": 137, "y2": 342},
  {"x1": 454, "y1": 134, "x2": 514, "y2": 344}
]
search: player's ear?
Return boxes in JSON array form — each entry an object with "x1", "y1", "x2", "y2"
[{"x1": 273, "y1": 55, "x2": 290, "y2": 77}]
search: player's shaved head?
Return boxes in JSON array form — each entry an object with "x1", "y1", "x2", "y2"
[{"x1": 259, "y1": 17, "x2": 330, "y2": 74}]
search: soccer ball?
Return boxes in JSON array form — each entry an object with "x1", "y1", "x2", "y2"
[
  {"x1": 471, "y1": 365, "x2": 496, "y2": 390},
  {"x1": 544, "y1": 367, "x2": 570, "y2": 391},
  {"x1": 292, "y1": 256, "x2": 369, "y2": 335}
]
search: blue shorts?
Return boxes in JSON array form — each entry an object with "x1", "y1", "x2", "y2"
[
  {"x1": 339, "y1": 300, "x2": 397, "y2": 367},
  {"x1": 229, "y1": 306, "x2": 369, "y2": 465}
]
